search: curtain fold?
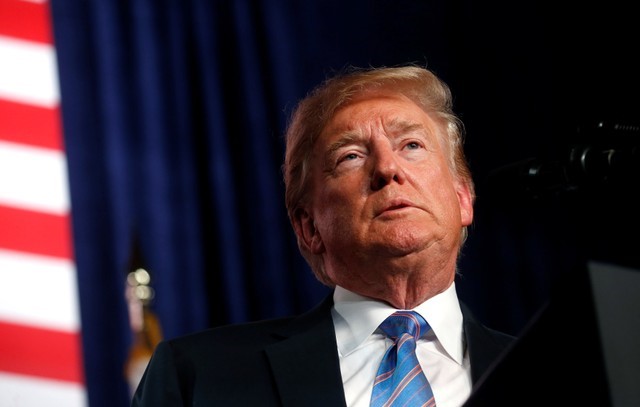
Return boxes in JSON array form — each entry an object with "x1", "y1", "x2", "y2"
[
  {"x1": 51, "y1": 2, "x2": 338, "y2": 405},
  {"x1": 49, "y1": 0, "x2": 639, "y2": 406}
]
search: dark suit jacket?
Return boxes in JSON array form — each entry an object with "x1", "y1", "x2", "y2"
[{"x1": 132, "y1": 294, "x2": 514, "y2": 406}]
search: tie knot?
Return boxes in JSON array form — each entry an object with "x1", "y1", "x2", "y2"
[{"x1": 379, "y1": 311, "x2": 429, "y2": 341}]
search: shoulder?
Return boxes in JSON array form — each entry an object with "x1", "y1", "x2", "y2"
[
  {"x1": 162, "y1": 293, "x2": 336, "y2": 355},
  {"x1": 460, "y1": 302, "x2": 516, "y2": 348},
  {"x1": 459, "y1": 302, "x2": 516, "y2": 383},
  {"x1": 163, "y1": 315, "x2": 297, "y2": 353}
]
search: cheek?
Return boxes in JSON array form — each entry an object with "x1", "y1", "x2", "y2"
[
  {"x1": 314, "y1": 185, "x2": 364, "y2": 232},
  {"x1": 318, "y1": 175, "x2": 365, "y2": 208},
  {"x1": 418, "y1": 168, "x2": 462, "y2": 216},
  {"x1": 316, "y1": 195, "x2": 354, "y2": 226}
]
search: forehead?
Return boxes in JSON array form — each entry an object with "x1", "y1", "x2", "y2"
[{"x1": 320, "y1": 91, "x2": 438, "y2": 140}]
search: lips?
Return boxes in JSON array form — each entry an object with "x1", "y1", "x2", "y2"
[
  {"x1": 377, "y1": 198, "x2": 416, "y2": 216},
  {"x1": 385, "y1": 203, "x2": 409, "y2": 211}
]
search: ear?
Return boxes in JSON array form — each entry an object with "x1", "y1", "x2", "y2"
[
  {"x1": 455, "y1": 180, "x2": 474, "y2": 227},
  {"x1": 292, "y1": 208, "x2": 325, "y2": 254}
]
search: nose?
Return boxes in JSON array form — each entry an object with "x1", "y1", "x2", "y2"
[{"x1": 370, "y1": 145, "x2": 406, "y2": 190}]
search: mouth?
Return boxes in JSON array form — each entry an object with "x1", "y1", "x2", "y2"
[
  {"x1": 377, "y1": 198, "x2": 416, "y2": 216},
  {"x1": 385, "y1": 203, "x2": 410, "y2": 211}
]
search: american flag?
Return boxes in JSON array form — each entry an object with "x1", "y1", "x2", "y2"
[{"x1": 0, "y1": 0, "x2": 87, "y2": 405}]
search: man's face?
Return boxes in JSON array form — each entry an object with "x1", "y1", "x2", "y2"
[{"x1": 297, "y1": 91, "x2": 473, "y2": 286}]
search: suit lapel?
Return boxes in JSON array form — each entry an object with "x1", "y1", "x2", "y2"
[
  {"x1": 265, "y1": 295, "x2": 347, "y2": 407},
  {"x1": 263, "y1": 296, "x2": 513, "y2": 405},
  {"x1": 461, "y1": 303, "x2": 515, "y2": 384}
]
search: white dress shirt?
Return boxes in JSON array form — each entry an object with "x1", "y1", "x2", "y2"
[{"x1": 331, "y1": 282, "x2": 472, "y2": 407}]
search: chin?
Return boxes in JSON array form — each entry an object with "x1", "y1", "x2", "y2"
[
  {"x1": 372, "y1": 238, "x2": 427, "y2": 257},
  {"x1": 376, "y1": 225, "x2": 433, "y2": 250}
]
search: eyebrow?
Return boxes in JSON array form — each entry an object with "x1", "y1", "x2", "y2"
[
  {"x1": 322, "y1": 119, "x2": 433, "y2": 173},
  {"x1": 386, "y1": 119, "x2": 426, "y2": 135},
  {"x1": 325, "y1": 132, "x2": 362, "y2": 158},
  {"x1": 326, "y1": 119, "x2": 426, "y2": 154}
]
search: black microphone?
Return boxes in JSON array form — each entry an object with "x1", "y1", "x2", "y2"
[{"x1": 483, "y1": 120, "x2": 640, "y2": 200}]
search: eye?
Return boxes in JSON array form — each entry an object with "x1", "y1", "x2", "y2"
[
  {"x1": 340, "y1": 152, "x2": 359, "y2": 162},
  {"x1": 333, "y1": 150, "x2": 365, "y2": 171},
  {"x1": 405, "y1": 141, "x2": 423, "y2": 150}
]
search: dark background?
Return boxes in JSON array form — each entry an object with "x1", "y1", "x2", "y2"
[{"x1": 50, "y1": 0, "x2": 639, "y2": 406}]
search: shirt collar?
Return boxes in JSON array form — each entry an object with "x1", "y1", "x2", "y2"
[{"x1": 332, "y1": 282, "x2": 465, "y2": 365}]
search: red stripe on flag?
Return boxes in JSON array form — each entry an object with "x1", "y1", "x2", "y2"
[
  {"x1": 0, "y1": 0, "x2": 53, "y2": 44},
  {"x1": 0, "y1": 205, "x2": 72, "y2": 259},
  {"x1": 0, "y1": 99, "x2": 62, "y2": 151},
  {"x1": 0, "y1": 320, "x2": 84, "y2": 383}
]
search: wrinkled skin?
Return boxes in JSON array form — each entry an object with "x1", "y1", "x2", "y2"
[{"x1": 293, "y1": 90, "x2": 473, "y2": 309}]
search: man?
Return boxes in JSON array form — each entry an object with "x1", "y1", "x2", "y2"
[{"x1": 132, "y1": 65, "x2": 514, "y2": 406}]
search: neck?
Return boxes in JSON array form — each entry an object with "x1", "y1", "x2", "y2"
[{"x1": 329, "y1": 250, "x2": 458, "y2": 309}]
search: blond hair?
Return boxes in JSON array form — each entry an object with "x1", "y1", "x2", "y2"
[{"x1": 283, "y1": 65, "x2": 474, "y2": 285}]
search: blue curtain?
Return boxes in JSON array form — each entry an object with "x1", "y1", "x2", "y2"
[{"x1": 49, "y1": 1, "x2": 639, "y2": 406}]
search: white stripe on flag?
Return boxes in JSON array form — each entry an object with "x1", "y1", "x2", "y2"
[
  {"x1": 0, "y1": 35, "x2": 59, "y2": 108},
  {"x1": 0, "y1": 249, "x2": 80, "y2": 331},
  {"x1": 0, "y1": 140, "x2": 70, "y2": 215},
  {"x1": 0, "y1": 371, "x2": 87, "y2": 407}
]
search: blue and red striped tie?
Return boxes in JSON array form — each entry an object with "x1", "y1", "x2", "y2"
[{"x1": 370, "y1": 311, "x2": 436, "y2": 407}]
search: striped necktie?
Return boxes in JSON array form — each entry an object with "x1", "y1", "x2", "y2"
[{"x1": 370, "y1": 311, "x2": 436, "y2": 407}]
